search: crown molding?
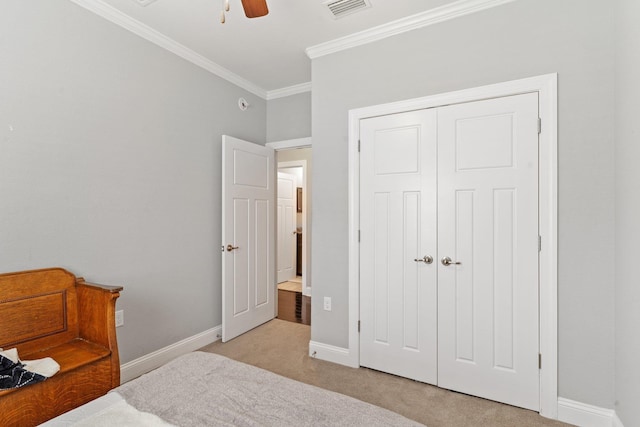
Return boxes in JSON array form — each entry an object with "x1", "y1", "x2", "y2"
[
  {"x1": 266, "y1": 82, "x2": 312, "y2": 100},
  {"x1": 69, "y1": 0, "x2": 517, "y2": 98},
  {"x1": 306, "y1": 0, "x2": 517, "y2": 59},
  {"x1": 68, "y1": 0, "x2": 268, "y2": 99}
]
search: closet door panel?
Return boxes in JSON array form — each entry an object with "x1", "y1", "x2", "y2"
[
  {"x1": 359, "y1": 109, "x2": 438, "y2": 385},
  {"x1": 437, "y1": 93, "x2": 540, "y2": 411}
]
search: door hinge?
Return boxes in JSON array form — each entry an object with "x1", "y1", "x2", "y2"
[
  {"x1": 358, "y1": 140, "x2": 361, "y2": 152},
  {"x1": 358, "y1": 320, "x2": 361, "y2": 332},
  {"x1": 538, "y1": 117, "x2": 542, "y2": 135},
  {"x1": 538, "y1": 353, "x2": 542, "y2": 369},
  {"x1": 538, "y1": 235, "x2": 542, "y2": 252}
]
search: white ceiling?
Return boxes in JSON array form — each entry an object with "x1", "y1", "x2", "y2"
[{"x1": 90, "y1": 0, "x2": 459, "y2": 93}]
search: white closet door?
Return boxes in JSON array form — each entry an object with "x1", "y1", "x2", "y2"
[
  {"x1": 437, "y1": 92, "x2": 540, "y2": 410},
  {"x1": 359, "y1": 109, "x2": 438, "y2": 384}
]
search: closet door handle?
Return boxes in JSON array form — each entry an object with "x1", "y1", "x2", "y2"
[
  {"x1": 226, "y1": 244, "x2": 239, "y2": 252},
  {"x1": 441, "y1": 256, "x2": 461, "y2": 266},
  {"x1": 414, "y1": 255, "x2": 433, "y2": 264}
]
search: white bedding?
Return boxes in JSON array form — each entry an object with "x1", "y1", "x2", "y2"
[{"x1": 40, "y1": 392, "x2": 175, "y2": 427}]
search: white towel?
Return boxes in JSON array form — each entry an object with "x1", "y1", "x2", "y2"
[
  {"x1": 22, "y1": 357, "x2": 60, "y2": 377},
  {"x1": 0, "y1": 347, "x2": 60, "y2": 377},
  {"x1": 0, "y1": 348, "x2": 19, "y2": 363}
]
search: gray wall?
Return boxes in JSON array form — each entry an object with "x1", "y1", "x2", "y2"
[
  {"x1": 0, "y1": 1, "x2": 266, "y2": 364},
  {"x1": 614, "y1": 0, "x2": 640, "y2": 424},
  {"x1": 311, "y1": 0, "x2": 615, "y2": 409},
  {"x1": 267, "y1": 92, "x2": 312, "y2": 142}
]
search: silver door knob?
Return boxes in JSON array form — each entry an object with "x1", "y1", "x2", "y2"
[
  {"x1": 414, "y1": 255, "x2": 433, "y2": 264},
  {"x1": 226, "y1": 244, "x2": 239, "y2": 252},
  {"x1": 441, "y1": 256, "x2": 461, "y2": 266}
]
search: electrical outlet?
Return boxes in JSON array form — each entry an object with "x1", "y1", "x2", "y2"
[
  {"x1": 323, "y1": 297, "x2": 332, "y2": 311},
  {"x1": 115, "y1": 310, "x2": 124, "y2": 327}
]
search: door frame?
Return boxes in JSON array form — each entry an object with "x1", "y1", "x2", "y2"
[
  {"x1": 278, "y1": 161, "x2": 309, "y2": 295},
  {"x1": 267, "y1": 137, "x2": 312, "y2": 297},
  {"x1": 347, "y1": 74, "x2": 558, "y2": 418},
  {"x1": 276, "y1": 170, "x2": 298, "y2": 284}
]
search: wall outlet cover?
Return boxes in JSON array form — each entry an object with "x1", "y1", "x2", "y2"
[{"x1": 115, "y1": 310, "x2": 124, "y2": 327}]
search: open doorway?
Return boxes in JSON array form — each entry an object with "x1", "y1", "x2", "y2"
[{"x1": 275, "y1": 147, "x2": 311, "y2": 325}]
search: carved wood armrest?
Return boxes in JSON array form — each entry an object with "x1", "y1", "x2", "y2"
[
  {"x1": 76, "y1": 277, "x2": 124, "y2": 294},
  {"x1": 76, "y1": 278, "x2": 123, "y2": 387}
]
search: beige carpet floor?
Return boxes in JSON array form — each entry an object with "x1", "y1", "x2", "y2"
[{"x1": 200, "y1": 319, "x2": 571, "y2": 427}]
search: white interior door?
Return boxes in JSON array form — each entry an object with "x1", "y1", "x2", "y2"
[
  {"x1": 437, "y1": 93, "x2": 540, "y2": 410},
  {"x1": 359, "y1": 92, "x2": 540, "y2": 410},
  {"x1": 277, "y1": 171, "x2": 297, "y2": 283},
  {"x1": 359, "y1": 109, "x2": 438, "y2": 384},
  {"x1": 222, "y1": 135, "x2": 275, "y2": 342}
]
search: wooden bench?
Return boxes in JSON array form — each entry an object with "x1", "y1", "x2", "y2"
[{"x1": 0, "y1": 268, "x2": 123, "y2": 427}]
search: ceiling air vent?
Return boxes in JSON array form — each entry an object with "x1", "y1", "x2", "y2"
[{"x1": 323, "y1": 0, "x2": 372, "y2": 19}]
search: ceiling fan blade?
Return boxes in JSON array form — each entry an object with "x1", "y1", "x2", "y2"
[{"x1": 240, "y1": 0, "x2": 268, "y2": 18}]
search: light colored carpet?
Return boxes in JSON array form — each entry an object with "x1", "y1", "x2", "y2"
[{"x1": 200, "y1": 319, "x2": 571, "y2": 427}]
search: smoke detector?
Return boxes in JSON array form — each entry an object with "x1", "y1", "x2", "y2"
[{"x1": 323, "y1": 0, "x2": 372, "y2": 19}]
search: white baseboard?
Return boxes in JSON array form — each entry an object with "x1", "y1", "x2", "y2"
[
  {"x1": 308, "y1": 340, "x2": 356, "y2": 367},
  {"x1": 120, "y1": 325, "x2": 221, "y2": 383},
  {"x1": 557, "y1": 398, "x2": 622, "y2": 427}
]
